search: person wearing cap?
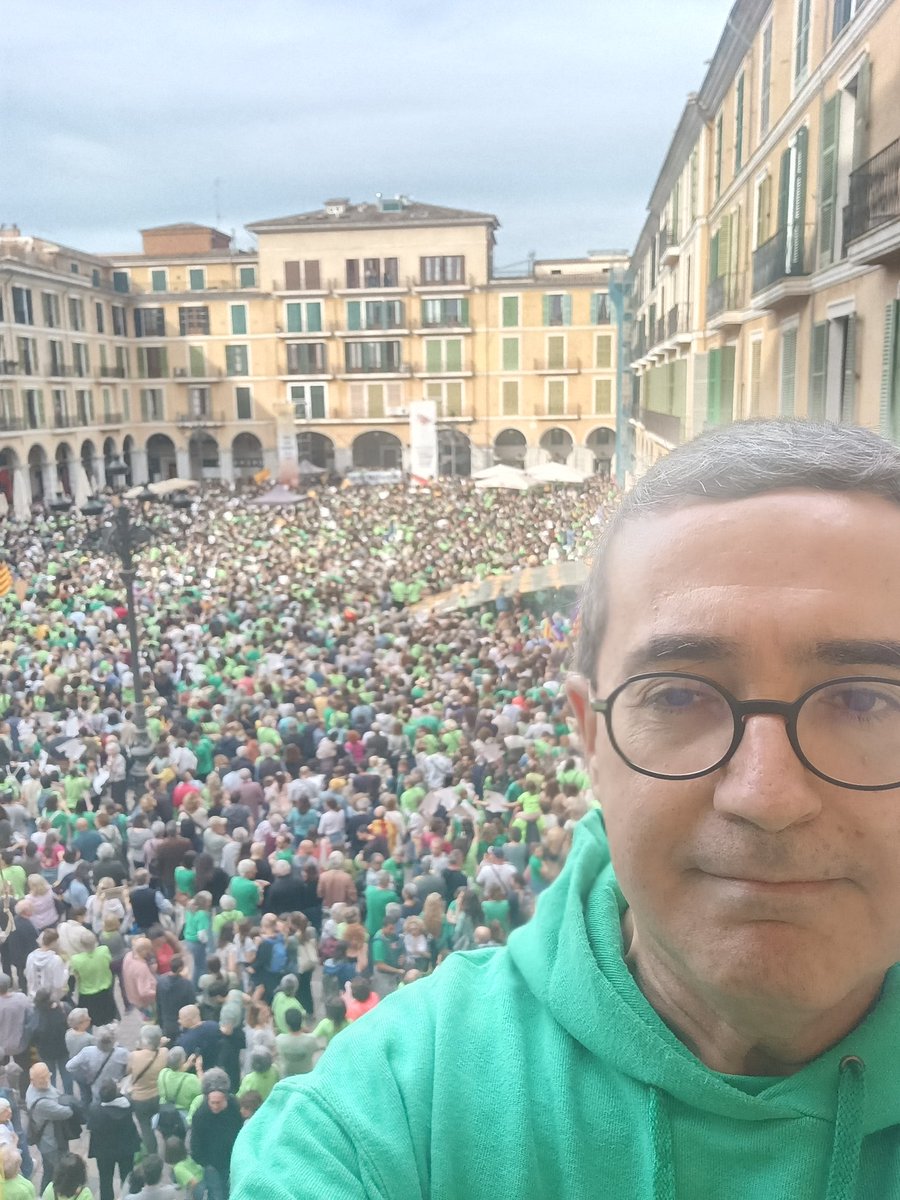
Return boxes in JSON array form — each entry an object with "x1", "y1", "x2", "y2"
[{"x1": 475, "y1": 845, "x2": 516, "y2": 897}]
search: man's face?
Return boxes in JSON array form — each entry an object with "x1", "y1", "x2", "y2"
[
  {"x1": 207, "y1": 1090, "x2": 228, "y2": 1114},
  {"x1": 569, "y1": 491, "x2": 900, "y2": 1020}
]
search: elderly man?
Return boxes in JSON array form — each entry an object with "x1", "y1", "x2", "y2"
[
  {"x1": 232, "y1": 420, "x2": 900, "y2": 1197},
  {"x1": 316, "y1": 851, "x2": 357, "y2": 909},
  {"x1": 25, "y1": 1061, "x2": 73, "y2": 1192}
]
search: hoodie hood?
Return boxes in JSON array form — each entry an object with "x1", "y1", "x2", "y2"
[
  {"x1": 100, "y1": 1096, "x2": 133, "y2": 1115},
  {"x1": 507, "y1": 811, "x2": 900, "y2": 1199}
]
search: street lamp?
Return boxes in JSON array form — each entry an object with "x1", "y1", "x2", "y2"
[{"x1": 80, "y1": 460, "x2": 190, "y2": 796}]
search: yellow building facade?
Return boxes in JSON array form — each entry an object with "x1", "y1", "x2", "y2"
[
  {"x1": 627, "y1": 0, "x2": 900, "y2": 478},
  {"x1": 0, "y1": 200, "x2": 624, "y2": 509}
]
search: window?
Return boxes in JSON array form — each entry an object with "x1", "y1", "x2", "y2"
[
  {"x1": 135, "y1": 308, "x2": 166, "y2": 337},
  {"x1": 112, "y1": 271, "x2": 129, "y2": 294},
  {"x1": 95, "y1": 302, "x2": 105, "y2": 334},
  {"x1": 501, "y1": 337, "x2": 519, "y2": 371},
  {"x1": 714, "y1": 112, "x2": 724, "y2": 199},
  {"x1": 137, "y1": 347, "x2": 169, "y2": 379},
  {"x1": 178, "y1": 307, "x2": 210, "y2": 336},
  {"x1": 546, "y1": 379, "x2": 566, "y2": 415},
  {"x1": 345, "y1": 341, "x2": 401, "y2": 372},
  {"x1": 809, "y1": 321, "x2": 829, "y2": 420},
  {"x1": 187, "y1": 386, "x2": 211, "y2": 418},
  {"x1": 778, "y1": 126, "x2": 810, "y2": 273},
  {"x1": 67, "y1": 297, "x2": 85, "y2": 331},
  {"x1": 345, "y1": 257, "x2": 399, "y2": 289},
  {"x1": 91, "y1": 269, "x2": 101, "y2": 287},
  {"x1": 594, "y1": 379, "x2": 613, "y2": 415},
  {"x1": 112, "y1": 306, "x2": 127, "y2": 337},
  {"x1": 188, "y1": 346, "x2": 207, "y2": 377},
  {"x1": 73, "y1": 343, "x2": 90, "y2": 378},
  {"x1": 749, "y1": 337, "x2": 763, "y2": 417},
  {"x1": 287, "y1": 343, "x2": 327, "y2": 374},
  {"x1": 421, "y1": 298, "x2": 468, "y2": 327},
  {"x1": 75, "y1": 389, "x2": 93, "y2": 425},
  {"x1": 501, "y1": 380, "x2": 519, "y2": 416},
  {"x1": 225, "y1": 345, "x2": 249, "y2": 376},
  {"x1": 833, "y1": 0, "x2": 861, "y2": 39},
  {"x1": 347, "y1": 300, "x2": 405, "y2": 331},
  {"x1": 825, "y1": 313, "x2": 856, "y2": 422},
  {"x1": 122, "y1": 387, "x2": 130, "y2": 422},
  {"x1": 501, "y1": 295, "x2": 520, "y2": 327},
  {"x1": 49, "y1": 340, "x2": 65, "y2": 376},
  {"x1": 188, "y1": 267, "x2": 206, "y2": 291},
  {"x1": 116, "y1": 346, "x2": 129, "y2": 377},
  {"x1": 547, "y1": 336, "x2": 566, "y2": 371},
  {"x1": 795, "y1": 0, "x2": 811, "y2": 86},
  {"x1": 24, "y1": 390, "x2": 44, "y2": 429},
  {"x1": 0, "y1": 388, "x2": 15, "y2": 423},
  {"x1": 151, "y1": 269, "x2": 168, "y2": 292},
  {"x1": 734, "y1": 73, "x2": 745, "y2": 174},
  {"x1": 419, "y1": 256, "x2": 465, "y2": 285},
  {"x1": 590, "y1": 293, "x2": 610, "y2": 324},
  {"x1": 596, "y1": 334, "x2": 613, "y2": 369},
  {"x1": 690, "y1": 149, "x2": 699, "y2": 222},
  {"x1": 780, "y1": 328, "x2": 798, "y2": 415},
  {"x1": 424, "y1": 380, "x2": 463, "y2": 418},
  {"x1": 239, "y1": 266, "x2": 257, "y2": 288},
  {"x1": 755, "y1": 174, "x2": 772, "y2": 249},
  {"x1": 760, "y1": 19, "x2": 773, "y2": 138},
  {"x1": 101, "y1": 387, "x2": 113, "y2": 419},
  {"x1": 543, "y1": 294, "x2": 572, "y2": 326},
  {"x1": 18, "y1": 337, "x2": 38, "y2": 375},
  {"x1": 283, "y1": 260, "x2": 321, "y2": 290},
  {"x1": 231, "y1": 304, "x2": 247, "y2": 336},
  {"x1": 41, "y1": 293, "x2": 61, "y2": 328},
  {"x1": 818, "y1": 94, "x2": 841, "y2": 267},
  {"x1": 881, "y1": 301, "x2": 900, "y2": 440},
  {"x1": 236, "y1": 386, "x2": 253, "y2": 420},
  {"x1": 707, "y1": 346, "x2": 736, "y2": 425},
  {"x1": 52, "y1": 389, "x2": 69, "y2": 427},
  {"x1": 290, "y1": 383, "x2": 326, "y2": 419},
  {"x1": 140, "y1": 388, "x2": 165, "y2": 421},
  {"x1": 285, "y1": 302, "x2": 323, "y2": 334},
  {"x1": 424, "y1": 339, "x2": 463, "y2": 373},
  {"x1": 12, "y1": 287, "x2": 33, "y2": 325}
]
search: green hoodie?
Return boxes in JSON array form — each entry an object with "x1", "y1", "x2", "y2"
[{"x1": 230, "y1": 812, "x2": 895, "y2": 1199}]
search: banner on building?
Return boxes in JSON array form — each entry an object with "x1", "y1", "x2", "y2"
[
  {"x1": 275, "y1": 417, "x2": 300, "y2": 483},
  {"x1": 408, "y1": 399, "x2": 438, "y2": 482}
]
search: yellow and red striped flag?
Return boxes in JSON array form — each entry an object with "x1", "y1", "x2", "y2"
[{"x1": 0, "y1": 563, "x2": 11, "y2": 597}]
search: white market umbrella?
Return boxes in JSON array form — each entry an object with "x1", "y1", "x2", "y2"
[
  {"x1": 12, "y1": 471, "x2": 30, "y2": 521},
  {"x1": 472, "y1": 463, "x2": 525, "y2": 482},
  {"x1": 526, "y1": 461, "x2": 590, "y2": 485},
  {"x1": 474, "y1": 473, "x2": 534, "y2": 491},
  {"x1": 123, "y1": 477, "x2": 200, "y2": 499},
  {"x1": 249, "y1": 483, "x2": 305, "y2": 506}
]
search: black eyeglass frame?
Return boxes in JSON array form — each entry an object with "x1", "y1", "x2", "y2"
[{"x1": 589, "y1": 671, "x2": 900, "y2": 792}]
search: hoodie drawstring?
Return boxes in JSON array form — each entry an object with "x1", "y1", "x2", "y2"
[
  {"x1": 649, "y1": 1056, "x2": 865, "y2": 1200},
  {"x1": 648, "y1": 1088, "x2": 675, "y2": 1200},
  {"x1": 825, "y1": 1055, "x2": 866, "y2": 1200}
]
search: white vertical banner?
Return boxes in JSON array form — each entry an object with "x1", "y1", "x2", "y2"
[
  {"x1": 409, "y1": 399, "x2": 438, "y2": 481},
  {"x1": 276, "y1": 409, "x2": 300, "y2": 482}
]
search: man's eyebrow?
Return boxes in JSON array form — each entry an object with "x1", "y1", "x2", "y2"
[
  {"x1": 621, "y1": 635, "x2": 739, "y2": 677},
  {"x1": 814, "y1": 639, "x2": 900, "y2": 669}
]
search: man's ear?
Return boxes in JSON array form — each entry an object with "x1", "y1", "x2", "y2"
[{"x1": 564, "y1": 674, "x2": 598, "y2": 758}]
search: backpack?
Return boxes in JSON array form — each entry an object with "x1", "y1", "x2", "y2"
[{"x1": 268, "y1": 934, "x2": 287, "y2": 975}]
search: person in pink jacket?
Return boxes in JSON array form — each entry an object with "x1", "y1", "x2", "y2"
[{"x1": 122, "y1": 937, "x2": 157, "y2": 1017}]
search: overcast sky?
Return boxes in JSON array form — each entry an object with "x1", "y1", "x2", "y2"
[{"x1": 1, "y1": 0, "x2": 732, "y2": 268}]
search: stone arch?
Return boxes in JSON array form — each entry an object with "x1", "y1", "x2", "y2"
[
  {"x1": 27, "y1": 445, "x2": 47, "y2": 501},
  {"x1": 297, "y1": 431, "x2": 335, "y2": 472},
  {"x1": 146, "y1": 433, "x2": 177, "y2": 482},
  {"x1": 188, "y1": 432, "x2": 220, "y2": 481},
  {"x1": 232, "y1": 432, "x2": 264, "y2": 481},
  {"x1": 586, "y1": 426, "x2": 615, "y2": 473},
  {"x1": 539, "y1": 427, "x2": 574, "y2": 464},
  {"x1": 55, "y1": 442, "x2": 74, "y2": 496},
  {"x1": 122, "y1": 435, "x2": 135, "y2": 486},
  {"x1": 437, "y1": 428, "x2": 471, "y2": 477},
  {"x1": 0, "y1": 448, "x2": 20, "y2": 506},
  {"x1": 493, "y1": 428, "x2": 527, "y2": 467},
  {"x1": 352, "y1": 431, "x2": 402, "y2": 471},
  {"x1": 101, "y1": 436, "x2": 118, "y2": 487}
]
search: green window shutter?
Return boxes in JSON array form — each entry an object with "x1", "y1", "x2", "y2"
[
  {"x1": 425, "y1": 341, "x2": 442, "y2": 373},
  {"x1": 239, "y1": 266, "x2": 256, "y2": 288},
  {"x1": 542, "y1": 296, "x2": 551, "y2": 326},
  {"x1": 286, "y1": 303, "x2": 302, "y2": 333},
  {"x1": 809, "y1": 322, "x2": 829, "y2": 421},
  {"x1": 446, "y1": 339, "x2": 462, "y2": 372},
  {"x1": 547, "y1": 380, "x2": 565, "y2": 415},
  {"x1": 189, "y1": 346, "x2": 205, "y2": 376},
  {"x1": 561, "y1": 295, "x2": 572, "y2": 325},
  {"x1": 880, "y1": 302, "x2": 900, "y2": 438},
  {"x1": 707, "y1": 349, "x2": 722, "y2": 424},
  {"x1": 306, "y1": 302, "x2": 322, "y2": 333},
  {"x1": 853, "y1": 57, "x2": 871, "y2": 170},
  {"x1": 137, "y1": 348, "x2": 147, "y2": 379},
  {"x1": 841, "y1": 315, "x2": 857, "y2": 423},
  {"x1": 460, "y1": 299, "x2": 469, "y2": 326},
  {"x1": 159, "y1": 348, "x2": 168, "y2": 377},
  {"x1": 310, "y1": 386, "x2": 326, "y2": 419},
  {"x1": 780, "y1": 329, "x2": 798, "y2": 416},
  {"x1": 735, "y1": 73, "x2": 745, "y2": 172},
  {"x1": 594, "y1": 379, "x2": 612, "y2": 414},
  {"x1": 151, "y1": 269, "x2": 167, "y2": 292},
  {"x1": 720, "y1": 346, "x2": 735, "y2": 424},
  {"x1": 790, "y1": 127, "x2": 809, "y2": 272},
  {"x1": 596, "y1": 335, "x2": 612, "y2": 369},
  {"x1": 189, "y1": 268, "x2": 204, "y2": 290},
  {"x1": 236, "y1": 387, "x2": 252, "y2": 420},
  {"x1": 547, "y1": 336, "x2": 565, "y2": 370},
  {"x1": 502, "y1": 338, "x2": 519, "y2": 371},
  {"x1": 502, "y1": 296, "x2": 518, "y2": 327},
  {"x1": 818, "y1": 95, "x2": 841, "y2": 267},
  {"x1": 231, "y1": 304, "x2": 247, "y2": 335},
  {"x1": 708, "y1": 231, "x2": 720, "y2": 284},
  {"x1": 346, "y1": 301, "x2": 360, "y2": 332}
]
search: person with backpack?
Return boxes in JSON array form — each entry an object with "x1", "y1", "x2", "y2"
[
  {"x1": 154, "y1": 1048, "x2": 198, "y2": 1145},
  {"x1": 25, "y1": 1062, "x2": 74, "y2": 1195},
  {"x1": 64, "y1": 1025, "x2": 128, "y2": 1103},
  {"x1": 85, "y1": 1078, "x2": 141, "y2": 1200},
  {"x1": 249, "y1": 914, "x2": 287, "y2": 1003},
  {"x1": 28, "y1": 990, "x2": 72, "y2": 1095}
]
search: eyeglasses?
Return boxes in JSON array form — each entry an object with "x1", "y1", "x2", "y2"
[{"x1": 589, "y1": 672, "x2": 900, "y2": 791}]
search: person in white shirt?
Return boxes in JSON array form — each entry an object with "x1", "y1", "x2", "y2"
[{"x1": 475, "y1": 846, "x2": 517, "y2": 896}]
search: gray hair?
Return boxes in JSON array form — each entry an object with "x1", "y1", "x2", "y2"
[
  {"x1": 95, "y1": 1024, "x2": 118, "y2": 1052},
  {"x1": 67, "y1": 1007, "x2": 89, "y2": 1029},
  {"x1": 201, "y1": 1067, "x2": 231, "y2": 1095},
  {"x1": 574, "y1": 420, "x2": 900, "y2": 686},
  {"x1": 249, "y1": 1049, "x2": 272, "y2": 1074},
  {"x1": 166, "y1": 1046, "x2": 187, "y2": 1069},
  {"x1": 278, "y1": 974, "x2": 298, "y2": 996},
  {"x1": 139, "y1": 1024, "x2": 163, "y2": 1050}
]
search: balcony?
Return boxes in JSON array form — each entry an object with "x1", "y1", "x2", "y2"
[
  {"x1": 0, "y1": 361, "x2": 18, "y2": 376},
  {"x1": 706, "y1": 273, "x2": 750, "y2": 329},
  {"x1": 98, "y1": 410, "x2": 124, "y2": 425},
  {"x1": 53, "y1": 413, "x2": 74, "y2": 429},
  {"x1": 172, "y1": 367, "x2": 224, "y2": 382},
  {"x1": 532, "y1": 357, "x2": 580, "y2": 375},
  {"x1": 175, "y1": 410, "x2": 227, "y2": 426},
  {"x1": 416, "y1": 318, "x2": 471, "y2": 332},
  {"x1": 341, "y1": 363, "x2": 410, "y2": 376},
  {"x1": 414, "y1": 361, "x2": 475, "y2": 377},
  {"x1": 659, "y1": 226, "x2": 680, "y2": 267},
  {"x1": 845, "y1": 137, "x2": 900, "y2": 265},
  {"x1": 751, "y1": 225, "x2": 812, "y2": 308},
  {"x1": 0, "y1": 416, "x2": 25, "y2": 432},
  {"x1": 284, "y1": 361, "x2": 330, "y2": 376},
  {"x1": 635, "y1": 407, "x2": 684, "y2": 446},
  {"x1": 99, "y1": 366, "x2": 126, "y2": 378}
]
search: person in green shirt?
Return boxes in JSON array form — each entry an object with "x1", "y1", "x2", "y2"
[
  {"x1": 163, "y1": 1138, "x2": 204, "y2": 1193},
  {"x1": 228, "y1": 863, "x2": 262, "y2": 918},
  {"x1": 69, "y1": 934, "x2": 116, "y2": 1025},
  {"x1": 40, "y1": 1151, "x2": 92, "y2": 1200},
  {"x1": 3, "y1": 1149, "x2": 35, "y2": 1200},
  {"x1": 272, "y1": 976, "x2": 306, "y2": 1034},
  {"x1": 312, "y1": 998, "x2": 349, "y2": 1046},
  {"x1": 364, "y1": 875, "x2": 400, "y2": 941},
  {"x1": 157, "y1": 1050, "x2": 202, "y2": 1113},
  {"x1": 237, "y1": 1050, "x2": 279, "y2": 1102}
]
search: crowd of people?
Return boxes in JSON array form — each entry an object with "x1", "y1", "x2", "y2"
[{"x1": 0, "y1": 472, "x2": 615, "y2": 1198}]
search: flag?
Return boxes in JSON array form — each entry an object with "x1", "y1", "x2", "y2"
[{"x1": 0, "y1": 564, "x2": 11, "y2": 597}]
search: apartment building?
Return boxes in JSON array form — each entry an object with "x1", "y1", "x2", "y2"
[
  {"x1": 0, "y1": 199, "x2": 624, "y2": 511},
  {"x1": 624, "y1": 0, "x2": 900, "y2": 479}
]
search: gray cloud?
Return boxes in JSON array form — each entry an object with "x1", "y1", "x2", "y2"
[{"x1": 1, "y1": 0, "x2": 732, "y2": 261}]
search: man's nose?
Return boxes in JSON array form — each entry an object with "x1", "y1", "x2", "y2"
[{"x1": 712, "y1": 715, "x2": 823, "y2": 831}]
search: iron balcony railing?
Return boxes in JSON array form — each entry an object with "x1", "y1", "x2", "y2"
[
  {"x1": 638, "y1": 407, "x2": 684, "y2": 445},
  {"x1": 751, "y1": 224, "x2": 811, "y2": 295},
  {"x1": 845, "y1": 136, "x2": 900, "y2": 244},
  {"x1": 707, "y1": 272, "x2": 747, "y2": 318},
  {"x1": 0, "y1": 416, "x2": 25, "y2": 431},
  {"x1": 175, "y1": 410, "x2": 227, "y2": 425},
  {"x1": 99, "y1": 366, "x2": 126, "y2": 378}
]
